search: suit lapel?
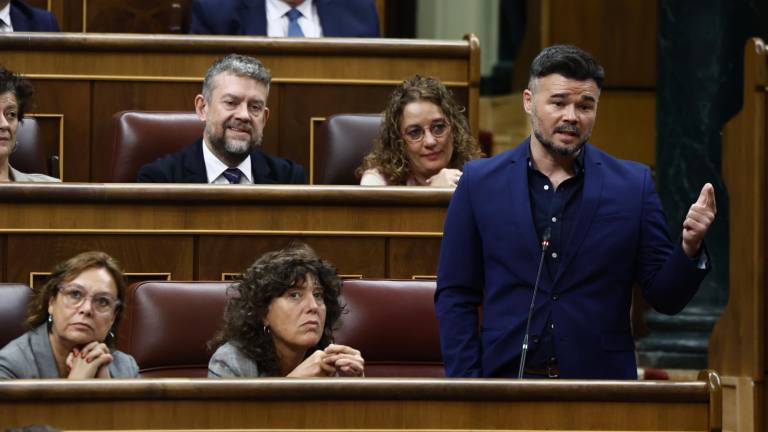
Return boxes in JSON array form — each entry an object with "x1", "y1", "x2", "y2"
[
  {"x1": 183, "y1": 140, "x2": 209, "y2": 183},
  {"x1": 251, "y1": 149, "x2": 277, "y2": 184},
  {"x1": 507, "y1": 140, "x2": 543, "y2": 272},
  {"x1": 553, "y1": 144, "x2": 604, "y2": 286},
  {"x1": 241, "y1": 0, "x2": 267, "y2": 35},
  {"x1": 9, "y1": 3, "x2": 31, "y2": 31}
]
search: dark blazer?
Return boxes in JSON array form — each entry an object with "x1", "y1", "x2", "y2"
[
  {"x1": 190, "y1": 0, "x2": 379, "y2": 37},
  {"x1": 136, "y1": 139, "x2": 306, "y2": 184},
  {"x1": 435, "y1": 139, "x2": 709, "y2": 379},
  {"x1": 9, "y1": 0, "x2": 59, "y2": 32}
]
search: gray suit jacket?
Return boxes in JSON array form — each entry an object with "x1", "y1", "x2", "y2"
[
  {"x1": 10, "y1": 165, "x2": 60, "y2": 182},
  {"x1": 0, "y1": 324, "x2": 139, "y2": 379},
  {"x1": 208, "y1": 342, "x2": 263, "y2": 377}
]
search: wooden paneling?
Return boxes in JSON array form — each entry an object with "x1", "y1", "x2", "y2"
[
  {"x1": 85, "y1": 0, "x2": 193, "y2": 34},
  {"x1": 197, "y1": 236, "x2": 387, "y2": 280},
  {"x1": 5, "y1": 234, "x2": 195, "y2": 286},
  {"x1": 388, "y1": 237, "x2": 441, "y2": 279},
  {"x1": 0, "y1": 34, "x2": 479, "y2": 181},
  {"x1": 0, "y1": 185, "x2": 448, "y2": 280},
  {"x1": 0, "y1": 375, "x2": 721, "y2": 430},
  {"x1": 514, "y1": 0, "x2": 656, "y2": 89}
]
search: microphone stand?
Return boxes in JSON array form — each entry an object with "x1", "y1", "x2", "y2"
[{"x1": 517, "y1": 227, "x2": 551, "y2": 379}]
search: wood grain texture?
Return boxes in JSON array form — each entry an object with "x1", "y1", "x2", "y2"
[
  {"x1": 0, "y1": 185, "x2": 447, "y2": 280},
  {"x1": 0, "y1": 377, "x2": 719, "y2": 430}
]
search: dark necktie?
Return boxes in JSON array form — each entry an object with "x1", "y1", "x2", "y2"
[
  {"x1": 286, "y1": 8, "x2": 304, "y2": 37},
  {"x1": 222, "y1": 168, "x2": 244, "y2": 184}
]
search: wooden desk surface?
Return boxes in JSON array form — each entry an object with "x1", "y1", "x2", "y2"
[
  {"x1": 0, "y1": 375, "x2": 721, "y2": 431},
  {"x1": 0, "y1": 185, "x2": 450, "y2": 282}
]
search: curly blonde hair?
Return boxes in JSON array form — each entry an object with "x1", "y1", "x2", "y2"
[{"x1": 358, "y1": 75, "x2": 482, "y2": 185}]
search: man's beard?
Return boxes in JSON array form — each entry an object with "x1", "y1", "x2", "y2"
[
  {"x1": 207, "y1": 121, "x2": 262, "y2": 156},
  {"x1": 533, "y1": 124, "x2": 587, "y2": 157}
]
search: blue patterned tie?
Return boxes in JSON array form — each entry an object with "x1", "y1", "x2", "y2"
[
  {"x1": 222, "y1": 168, "x2": 243, "y2": 184},
  {"x1": 286, "y1": 8, "x2": 304, "y2": 37}
]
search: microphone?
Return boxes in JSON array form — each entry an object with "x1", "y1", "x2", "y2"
[{"x1": 517, "y1": 226, "x2": 551, "y2": 379}]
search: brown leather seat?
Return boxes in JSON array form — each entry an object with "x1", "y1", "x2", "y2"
[
  {"x1": 117, "y1": 281, "x2": 229, "y2": 377},
  {"x1": 0, "y1": 283, "x2": 33, "y2": 349},
  {"x1": 315, "y1": 113, "x2": 382, "y2": 184},
  {"x1": 107, "y1": 111, "x2": 204, "y2": 182},
  {"x1": 117, "y1": 278, "x2": 444, "y2": 378},
  {"x1": 335, "y1": 279, "x2": 444, "y2": 377},
  {"x1": 10, "y1": 118, "x2": 58, "y2": 178}
]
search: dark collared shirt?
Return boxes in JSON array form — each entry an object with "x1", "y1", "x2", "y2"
[{"x1": 524, "y1": 144, "x2": 586, "y2": 371}]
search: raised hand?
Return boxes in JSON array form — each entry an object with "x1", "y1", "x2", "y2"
[{"x1": 682, "y1": 183, "x2": 717, "y2": 257}]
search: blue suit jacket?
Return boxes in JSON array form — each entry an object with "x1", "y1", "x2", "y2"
[
  {"x1": 435, "y1": 139, "x2": 708, "y2": 379},
  {"x1": 136, "y1": 139, "x2": 306, "y2": 184},
  {"x1": 190, "y1": 0, "x2": 379, "y2": 37},
  {"x1": 9, "y1": 0, "x2": 59, "y2": 32}
]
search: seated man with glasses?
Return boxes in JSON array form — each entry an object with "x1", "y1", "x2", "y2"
[
  {"x1": 358, "y1": 75, "x2": 482, "y2": 187},
  {"x1": 0, "y1": 251, "x2": 139, "y2": 379}
]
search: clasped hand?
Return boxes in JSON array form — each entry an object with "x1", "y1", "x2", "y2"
[
  {"x1": 287, "y1": 344, "x2": 365, "y2": 378},
  {"x1": 66, "y1": 341, "x2": 113, "y2": 379}
]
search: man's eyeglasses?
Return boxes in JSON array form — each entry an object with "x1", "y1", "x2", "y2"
[
  {"x1": 402, "y1": 121, "x2": 450, "y2": 143},
  {"x1": 57, "y1": 284, "x2": 121, "y2": 315}
]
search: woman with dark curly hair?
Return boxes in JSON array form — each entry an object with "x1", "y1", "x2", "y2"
[
  {"x1": 358, "y1": 75, "x2": 482, "y2": 187},
  {"x1": 208, "y1": 243, "x2": 364, "y2": 377},
  {"x1": 0, "y1": 251, "x2": 139, "y2": 379}
]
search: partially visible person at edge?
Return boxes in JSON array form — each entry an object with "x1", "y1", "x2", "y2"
[
  {"x1": 0, "y1": 0, "x2": 60, "y2": 32},
  {"x1": 0, "y1": 251, "x2": 139, "y2": 379},
  {"x1": 0, "y1": 66, "x2": 59, "y2": 182},
  {"x1": 435, "y1": 45, "x2": 716, "y2": 379},
  {"x1": 208, "y1": 243, "x2": 364, "y2": 377},
  {"x1": 358, "y1": 75, "x2": 482, "y2": 187},
  {"x1": 190, "y1": 0, "x2": 379, "y2": 38}
]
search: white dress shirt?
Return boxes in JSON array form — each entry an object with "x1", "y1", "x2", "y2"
[
  {"x1": 0, "y1": 2, "x2": 13, "y2": 32},
  {"x1": 265, "y1": 0, "x2": 323, "y2": 38},
  {"x1": 202, "y1": 139, "x2": 254, "y2": 184}
]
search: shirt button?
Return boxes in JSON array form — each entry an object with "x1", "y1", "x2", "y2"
[
  {"x1": 551, "y1": 252, "x2": 558, "y2": 259},
  {"x1": 552, "y1": 294, "x2": 559, "y2": 300},
  {"x1": 551, "y1": 217, "x2": 557, "y2": 222},
  {"x1": 543, "y1": 185, "x2": 550, "y2": 190},
  {"x1": 550, "y1": 323, "x2": 555, "y2": 329},
  {"x1": 532, "y1": 336, "x2": 540, "y2": 344},
  {"x1": 549, "y1": 356, "x2": 557, "y2": 363}
]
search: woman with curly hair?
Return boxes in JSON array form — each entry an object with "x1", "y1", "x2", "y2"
[
  {"x1": 0, "y1": 251, "x2": 138, "y2": 379},
  {"x1": 208, "y1": 243, "x2": 364, "y2": 377},
  {"x1": 358, "y1": 75, "x2": 482, "y2": 187}
]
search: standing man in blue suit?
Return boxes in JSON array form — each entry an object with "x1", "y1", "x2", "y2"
[
  {"x1": 190, "y1": 0, "x2": 379, "y2": 38},
  {"x1": 435, "y1": 45, "x2": 717, "y2": 379},
  {"x1": 0, "y1": 0, "x2": 59, "y2": 32}
]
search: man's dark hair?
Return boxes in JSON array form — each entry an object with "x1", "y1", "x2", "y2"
[
  {"x1": 528, "y1": 45, "x2": 604, "y2": 90},
  {"x1": 0, "y1": 66, "x2": 34, "y2": 121}
]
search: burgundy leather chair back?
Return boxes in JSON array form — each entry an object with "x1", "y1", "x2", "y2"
[
  {"x1": 10, "y1": 118, "x2": 57, "y2": 178},
  {"x1": 335, "y1": 279, "x2": 444, "y2": 377},
  {"x1": 316, "y1": 113, "x2": 382, "y2": 184},
  {"x1": 117, "y1": 281, "x2": 229, "y2": 377},
  {"x1": 108, "y1": 111, "x2": 204, "y2": 182},
  {"x1": 0, "y1": 283, "x2": 33, "y2": 349}
]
